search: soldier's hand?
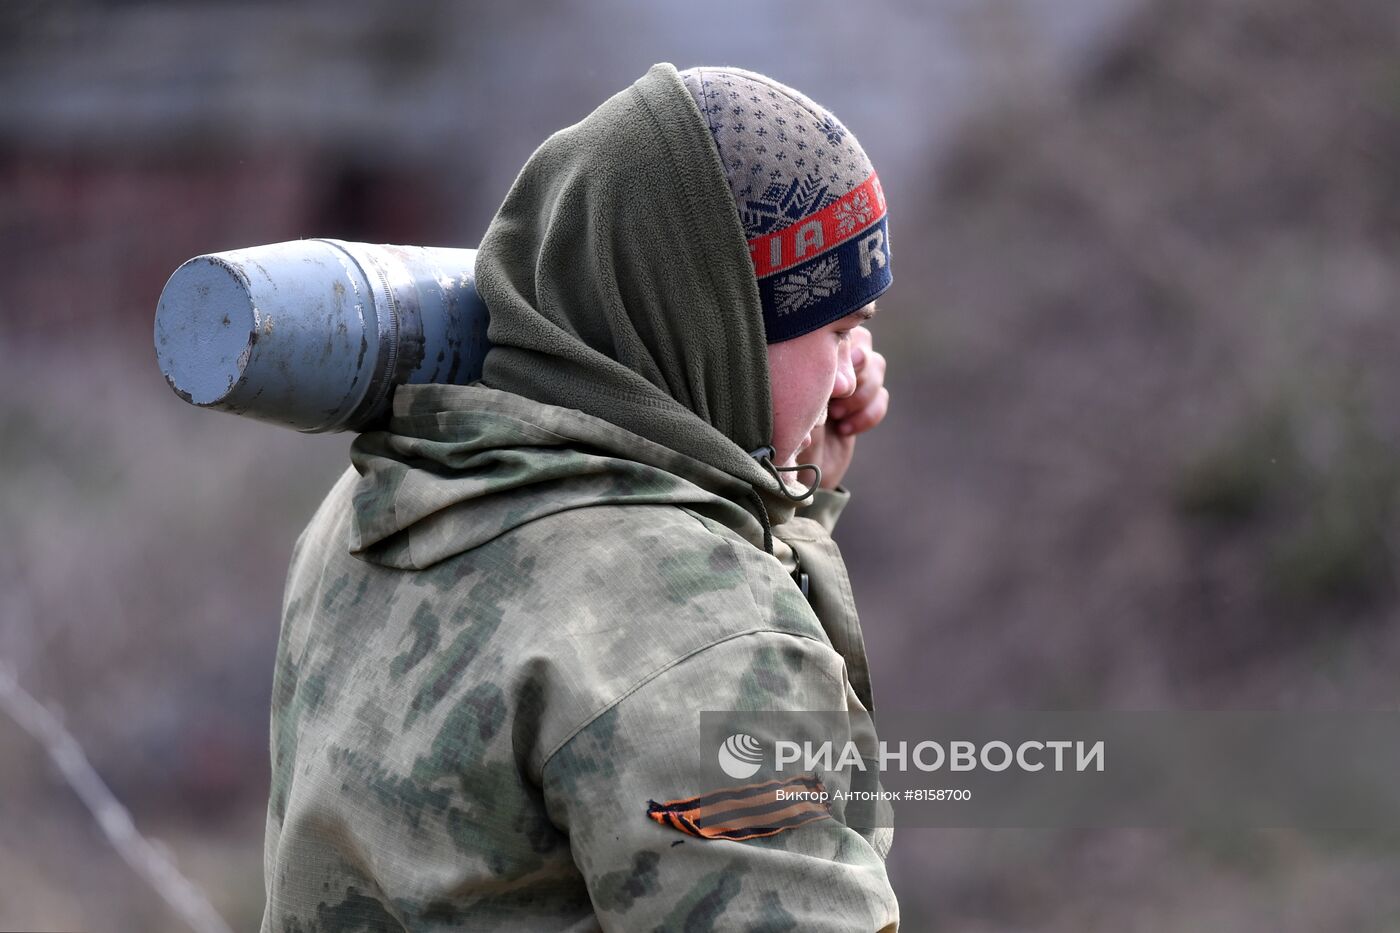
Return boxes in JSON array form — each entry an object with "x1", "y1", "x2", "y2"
[{"x1": 806, "y1": 325, "x2": 889, "y2": 490}]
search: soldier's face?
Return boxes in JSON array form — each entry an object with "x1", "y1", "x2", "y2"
[{"x1": 766, "y1": 306, "x2": 870, "y2": 466}]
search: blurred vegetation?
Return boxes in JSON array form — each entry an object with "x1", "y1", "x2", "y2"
[{"x1": 1175, "y1": 384, "x2": 1400, "y2": 608}]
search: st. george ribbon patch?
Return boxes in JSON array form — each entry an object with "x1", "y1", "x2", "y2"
[{"x1": 646, "y1": 774, "x2": 831, "y2": 841}]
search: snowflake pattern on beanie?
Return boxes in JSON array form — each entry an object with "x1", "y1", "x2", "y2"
[{"x1": 681, "y1": 67, "x2": 891, "y2": 342}]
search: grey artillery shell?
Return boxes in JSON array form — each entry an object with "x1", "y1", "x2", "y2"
[{"x1": 154, "y1": 239, "x2": 491, "y2": 433}]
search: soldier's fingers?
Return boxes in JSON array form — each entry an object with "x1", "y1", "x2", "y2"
[
  {"x1": 830, "y1": 372, "x2": 880, "y2": 420},
  {"x1": 836, "y1": 386, "x2": 890, "y2": 435},
  {"x1": 829, "y1": 351, "x2": 886, "y2": 420}
]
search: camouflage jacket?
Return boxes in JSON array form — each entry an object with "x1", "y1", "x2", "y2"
[{"x1": 261, "y1": 383, "x2": 898, "y2": 931}]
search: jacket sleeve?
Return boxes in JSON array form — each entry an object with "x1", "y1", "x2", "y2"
[
  {"x1": 540, "y1": 630, "x2": 899, "y2": 932},
  {"x1": 772, "y1": 498, "x2": 877, "y2": 715}
]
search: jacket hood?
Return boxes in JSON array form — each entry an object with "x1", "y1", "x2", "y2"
[
  {"x1": 473, "y1": 62, "x2": 785, "y2": 504},
  {"x1": 349, "y1": 384, "x2": 782, "y2": 570}
]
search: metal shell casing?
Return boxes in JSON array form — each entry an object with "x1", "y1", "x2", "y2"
[{"x1": 154, "y1": 239, "x2": 490, "y2": 433}]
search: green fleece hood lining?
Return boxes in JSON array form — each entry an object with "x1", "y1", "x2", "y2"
[
  {"x1": 349, "y1": 384, "x2": 788, "y2": 569},
  {"x1": 474, "y1": 63, "x2": 787, "y2": 523}
]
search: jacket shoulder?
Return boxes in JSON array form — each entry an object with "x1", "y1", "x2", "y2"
[
  {"x1": 484, "y1": 502, "x2": 836, "y2": 767},
  {"x1": 515, "y1": 501, "x2": 823, "y2": 641}
]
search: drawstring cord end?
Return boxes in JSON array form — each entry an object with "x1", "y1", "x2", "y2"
[
  {"x1": 748, "y1": 446, "x2": 817, "y2": 601},
  {"x1": 748, "y1": 446, "x2": 822, "y2": 502}
]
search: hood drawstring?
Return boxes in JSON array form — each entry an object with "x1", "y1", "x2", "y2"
[
  {"x1": 749, "y1": 446, "x2": 823, "y2": 503},
  {"x1": 747, "y1": 447, "x2": 818, "y2": 603},
  {"x1": 744, "y1": 488, "x2": 774, "y2": 556}
]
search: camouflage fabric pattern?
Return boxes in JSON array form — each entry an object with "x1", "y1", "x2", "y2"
[{"x1": 261, "y1": 383, "x2": 897, "y2": 931}]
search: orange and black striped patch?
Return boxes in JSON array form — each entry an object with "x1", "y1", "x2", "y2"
[{"x1": 646, "y1": 774, "x2": 831, "y2": 841}]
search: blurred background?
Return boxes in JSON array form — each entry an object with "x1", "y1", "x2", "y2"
[{"x1": 3, "y1": 0, "x2": 1400, "y2": 929}]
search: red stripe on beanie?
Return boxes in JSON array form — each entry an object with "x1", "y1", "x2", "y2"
[{"x1": 747, "y1": 172, "x2": 887, "y2": 279}]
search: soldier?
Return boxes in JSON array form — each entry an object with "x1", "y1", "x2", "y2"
[{"x1": 262, "y1": 63, "x2": 897, "y2": 931}]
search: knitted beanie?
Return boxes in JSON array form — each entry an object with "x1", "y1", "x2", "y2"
[{"x1": 680, "y1": 67, "x2": 891, "y2": 343}]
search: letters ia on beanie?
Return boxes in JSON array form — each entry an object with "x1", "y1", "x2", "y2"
[{"x1": 681, "y1": 67, "x2": 892, "y2": 343}]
